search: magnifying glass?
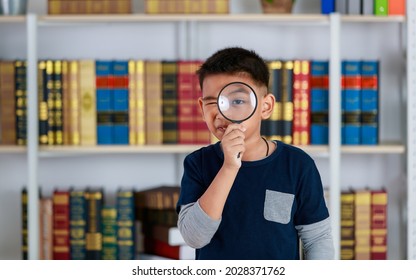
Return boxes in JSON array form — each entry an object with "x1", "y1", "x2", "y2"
[{"x1": 217, "y1": 82, "x2": 258, "y2": 158}]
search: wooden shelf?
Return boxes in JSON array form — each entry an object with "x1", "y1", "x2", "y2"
[{"x1": 0, "y1": 146, "x2": 26, "y2": 154}]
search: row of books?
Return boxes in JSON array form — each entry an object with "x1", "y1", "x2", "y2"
[
  {"x1": 145, "y1": 0, "x2": 230, "y2": 14},
  {"x1": 48, "y1": 0, "x2": 132, "y2": 15},
  {"x1": 340, "y1": 188, "x2": 388, "y2": 260},
  {"x1": 321, "y1": 0, "x2": 406, "y2": 15},
  {"x1": 22, "y1": 185, "x2": 194, "y2": 260},
  {"x1": 0, "y1": 58, "x2": 379, "y2": 147}
]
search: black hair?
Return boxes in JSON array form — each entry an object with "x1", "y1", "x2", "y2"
[{"x1": 197, "y1": 47, "x2": 269, "y2": 90}]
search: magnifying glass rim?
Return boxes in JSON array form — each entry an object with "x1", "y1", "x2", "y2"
[{"x1": 217, "y1": 81, "x2": 258, "y2": 124}]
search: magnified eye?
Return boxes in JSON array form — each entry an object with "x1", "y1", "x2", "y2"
[{"x1": 231, "y1": 98, "x2": 245, "y2": 106}]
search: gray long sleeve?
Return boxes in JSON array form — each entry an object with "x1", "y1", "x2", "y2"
[
  {"x1": 295, "y1": 217, "x2": 335, "y2": 260},
  {"x1": 178, "y1": 201, "x2": 221, "y2": 249}
]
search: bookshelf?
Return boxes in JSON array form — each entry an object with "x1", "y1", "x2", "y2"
[{"x1": 0, "y1": 1, "x2": 415, "y2": 260}]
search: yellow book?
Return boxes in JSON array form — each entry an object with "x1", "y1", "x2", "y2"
[
  {"x1": 128, "y1": 60, "x2": 137, "y2": 145},
  {"x1": 136, "y1": 60, "x2": 146, "y2": 145},
  {"x1": 354, "y1": 188, "x2": 372, "y2": 259},
  {"x1": 144, "y1": 61, "x2": 162, "y2": 145},
  {"x1": 69, "y1": 60, "x2": 81, "y2": 145},
  {"x1": 79, "y1": 60, "x2": 96, "y2": 146}
]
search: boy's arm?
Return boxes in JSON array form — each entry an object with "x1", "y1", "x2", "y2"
[
  {"x1": 178, "y1": 201, "x2": 221, "y2": 249},
  {"x1": 295, "y1": 217, "x2": 335, "y2": 260}
]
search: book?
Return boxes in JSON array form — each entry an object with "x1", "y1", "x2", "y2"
[
  {"x1": 348, "y1": 0, "x2": 361, "y2": 14},
  {"x1": 48, "y1": 0, "x2": 132, "y2": 14},
  {"x1": 15, "y1": 60, "x2": 27, "y2": 146},
  {"x1": 112, "y1": 60, "x2": 129, "y2": 145},
  {"x1": 321, "y1": 0, "x2": 335, "y2": 14},
  {"x1": 354, "y1": 188, "x2": 372, "y2": 260},
  {"x1": 177, "y1": 61, "x2": 196, "y2": 144},
  {"x1": 388, "y1": 0, "x2": 405, "y2": 15},
  {"x1": 85, "y1": 188, "x2": 104, "y2": 260},
  {"x1": 340, "y1": 190, "x2": 355, "y2": 260},
  {"x1": 374, "y1": 0, "x2": 388, "y2": 16},
  {"x1": 335, "y1": 0, "x2": 347, "y2": 14},
  {"x1": 145, "y1": 61, "x2": 163, "y2": 145},
  {"x1": 144, "y1": 224, "x2": 185, "y2": 246},
  {"x1": 262, "y1": 60, "x2": 283, "y2": 141},
  {"x1": 192, "y1": 60, "x2": 210, "y2": 145},
  {"x1": 135, "y1": 60, "x2": 146, "y2": 145},
  {"x1": 360, "y1": 60, "x2": 379, "y2": 145},
  {"x1": 68, "y1": 60, "x2": 81, "y2": 145},
  {"x1": 0, "y1": 61, "x2": 16, "y2": 145},
  {"x1": 341, "y1": 60, "x2": 361, "y2": 145},
  {"x1": 143, "y1": 237, "x2": 194, "y2": 260},
  {"x1": 161, "y1": 61, "x2": 178, "y2": 144},
  {"x1": 45, "y1": 60, "x2": 55, "y2": 145},
  {"x1": 69, "y1": 188, "x2": 87, "y2": 260},
  {"x1": 39, "y1": 196, "x2": 53, "y2": 260},
  {"x1": 281, "y1": 61, "x2": 294, "y2": 144},
  {"x1": 116, "y1": 188, "x2": 135, "y2": 260},
  {"x1": 53, "y1": 60, "x2": 64, "y2": 145},
  {"x1": 310, "y1": 60, "x2": 329, "y2": 145},
  {"x1": 292, "y1": 60, "x2": 311, "y2": 146},
  {"x1": 21, "y1": 188, "x2": 28, "y2": 260},
  {"x1": 79, "y1": 60, "x2": 97, "y2": 146},
  {"x1": 96, "y1": 60, "x2": 114, "y2": 145},
  {"x1": 370, "y1": 189, "x2": 388, "y2": 259},
  {"x1": 37, "y1": 61, "x2": 48, "y2": 145},
  {"x1": 101, "y1": 205, "x2": 118, "y2": 260},
  {"x1": 52, "y1": 188, "x2": 71, "y2": 260}
]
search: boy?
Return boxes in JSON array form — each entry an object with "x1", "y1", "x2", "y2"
[{"x1": 176, "y1": 47, "x2": 334, "y2": 260}]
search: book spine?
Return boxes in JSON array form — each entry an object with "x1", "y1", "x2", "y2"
[
  {"x1": 374, "y1": 0, "x2": 388, "y2": 16},
  {"x1": 360, "y1": 60, "x2": 379, "y2": 145},
  {"x1": 161, "y1": 61, "x2": 178, "y2": 144},
  {"x1": 135, "y1": 60, "x2": 146, "y2": 145},
  {"x1": 112, "y1": 60, "x2": 129, "y2": 145},
  {"x1": 310, "y1": 60, "x2": 329, "y2": 145},
  {"x1": 347, "y1": 0, "x2": 362, "y2": 15},
  {"x1": 21, "y1": 188, "x2": 28, "y2": 260},
  {"x1": 69, "y1": 60, "x2": 81, "y2": 145},
  {"x1": 262, "y1": 61, "x2": 283, "y2": 141},
  {"x1": 362, "y1": 0, "x2": 374, "y2": 15},
  {"x1": 69, "y1": 189, "x2": 87, "y2": 260},
  {"x1": 281, "y1": 61, "x2": 294, "y2": 144},
  {"x1": 388, "y1": 0, "x2": 405, "y2": 15},
  {"x1": 117, "y1": 189, "x2": 135, "y2": 260},
  {"x1": 335, "y1": 0, "x2": 348, "y2": 14},
  {"x1": 177, "y1": 61, "x2": 195, "y2": 144},
  {"x1": 85, "y1": 189, "x2": 104, "y2": 260},
  {"x1": 79, "y1": 60, "x2": 97, "y2": 145},
  {"x1": 62, "y1": 60, "x2": 70, "y2": 145},
  {"x1": 128, "y1": 60, "x2": 137, "y2": 145},
  {"x1": 354, "y1": 189, "x2": 372, "y2": 259},
  {"x1": 46, "y1": 60, "x2": 55, "y2": 145},
  {"x1": 340, "y1": 191, "x2": 355, "y2": 260},
  {"x1": 321, "y1": 0, "x2": 335, "y2": 14},
  {"x1": 96, "y1": 60, "x2": 114, "y2": 145},
  {"x1": 0, "y1": 61, "x2": 16, "y2": 145},
  {"x1": 341, "y1": 60, "x2": 361, "y2": 145},
  {"x1": 145, "y1": 61, "x2": 163, "y2": 145},
  {"x1": 38, "y1": 61, "x2": 49, "y2": 145},
  {"x1": 15, "y1": 60, "x2": 27, "y2": 146},
  {"x1": 370, "y1": 189, "x2": 388, "y2": 260},
  {"x1": 54, "y1": 60, "x2": 64, "y2": 145},
  {"x1": 39, "y1": 197, "x2": 53, "y2": 260},
  {"x1": 52, "y1": 189, "x2": 70, "y2": 260},
  {"x1": 292, "y1": 60, "x2": 311, "y2": 146},
  {"x1": 102, "y1": 205, "x2": 118, "y2": 260}
]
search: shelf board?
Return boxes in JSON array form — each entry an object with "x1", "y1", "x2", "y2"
[
  {"x1": 340, "y1": 144, "x2": 405, "y2": 154},
  {"x1": 34, "y1": 13, "x2": 406, "y2": 24},
  {"x1": 0, "y1": 146, "x2": 26, "y2": 153},
  {"x1": 0, "y1": 15, "x2": 26, "y2": 23}
]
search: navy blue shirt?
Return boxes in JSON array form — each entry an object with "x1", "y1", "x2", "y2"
[{"x1": 176, "y1": 141, "x2": 329, "y2": 260}]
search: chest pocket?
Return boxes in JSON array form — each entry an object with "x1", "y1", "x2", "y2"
[{"x1": 263, "y1": 189, "x2": 294, "y2": 224}]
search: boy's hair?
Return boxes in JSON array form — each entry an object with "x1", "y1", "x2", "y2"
[{"x1": 197, "y1": 47, "x2": 269, "y2": 90}]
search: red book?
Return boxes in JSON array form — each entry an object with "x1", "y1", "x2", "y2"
[
  {"x1": 52, "y1": 189, "x2": 70, "y2": 260},
  {"x1": 388, "y1": 0, "x2": 405, "y2": 15},
  {"x1": 177, "y1": 61, "x2": 196, "y2": 144},
  {"x1": 292, "y1": 60, "x2": 311, "y2": 146},
  {"x1": 371, "y1": 189, "x2": 388, "y2": 260},
  {"x1": 191, "y1": 60, "x2": 211, "y2": 145},
  {"x1": 144, "y1": 237, "x2": 194, "y2": 260}
]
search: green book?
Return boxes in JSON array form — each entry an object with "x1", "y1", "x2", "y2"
[
  {"x1": 102, "y1": 205, "x2": 118, "y2": 260},
  {"x1": 374, "y1": 0, "x2": 388, "y2": 16}
]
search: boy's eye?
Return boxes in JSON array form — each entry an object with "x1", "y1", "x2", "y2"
[{"x1": 231, "y1": 99, "x2": 245, "y2": 105}]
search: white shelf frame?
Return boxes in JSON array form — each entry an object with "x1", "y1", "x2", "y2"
[
  {"x1": 407, "y1": 0, "x2": 416, "y2": 260},
  {"x1": 17, "y1": 11, "x2": 413, "y2": 260}
]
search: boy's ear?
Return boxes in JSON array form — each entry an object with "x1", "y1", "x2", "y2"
[
  {"x1": 198, "y1": 97, "x2": 205, "y2": 121},
  {"x1": 261, "y1": 93, "x2": 275, "y2": 120}
]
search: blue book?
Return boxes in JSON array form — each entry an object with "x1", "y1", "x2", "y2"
[
  {"x1": 341, "y1": 60, "x2": 361, "y2": 145},
  {"x1": 321, "y1": 0, "x2": 335, "y2": 14},
  {"x1": 112, "y1": 61, "x2": 129, "y2": 145},
  {"x1": 310, "y1": 61, "x2": 329, "y2": 145},
  {"x1": 360, "y1": 60, "x2": 379, "y2": 145},
  {"x1": 116, "y1": 188, "x2": 135, "y2": 260},
  {"x1": 96, "y1": 60, "x2": 114, "y2": 144},
  {"x1": 69, "y1": 189, "x2": 87, "y2": 260}
]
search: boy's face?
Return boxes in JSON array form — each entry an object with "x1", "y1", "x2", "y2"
[{"x1": 198, "y1": 73, "x2": 271, "y2": 142}]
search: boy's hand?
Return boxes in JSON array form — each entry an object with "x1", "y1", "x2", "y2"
[{"x1": 221, "y1": 123, "x2": 246, "y2": 169}]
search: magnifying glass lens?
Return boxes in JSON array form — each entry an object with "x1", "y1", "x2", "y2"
[{"x1": 217, "y1": 82, "x2": 257, "y2": 123}]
